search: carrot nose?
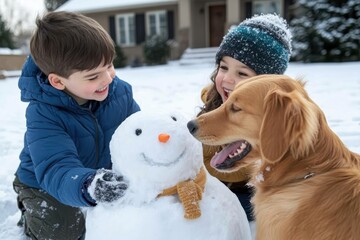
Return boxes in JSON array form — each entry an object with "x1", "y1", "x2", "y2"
[{"x1": 158, "y1": 133, "x2": 170, "y2": 143}]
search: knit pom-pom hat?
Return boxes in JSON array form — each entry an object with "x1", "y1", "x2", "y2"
[{"x1": 215, "y1": 13, "x2": 292, "y2": 74}]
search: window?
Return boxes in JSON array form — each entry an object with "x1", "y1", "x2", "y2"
[
  {"x1": 253, "y1": 0, "x2": 281, "y2": 15},
  {"x1": 115, "y1": 14, "x2": 135, "y2": 46},
  {"x1": 146, "y1": 11, "x2": 168, "y2": 38}
]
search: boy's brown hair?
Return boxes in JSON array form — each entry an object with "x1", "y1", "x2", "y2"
[{"x1": 30, "y1": 11, "x2": 115, "y2": 78}]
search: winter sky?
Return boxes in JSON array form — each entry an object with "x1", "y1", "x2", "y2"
[{"x1": 0, "y1": 0, "x2": 45, "y2": 31}]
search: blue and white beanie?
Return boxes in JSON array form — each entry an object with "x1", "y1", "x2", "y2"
[{"x1": 216, "y1": 13, "x2": 292, "y2": 74}]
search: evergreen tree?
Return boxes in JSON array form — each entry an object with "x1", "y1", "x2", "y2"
[
  {"x1": 290, "y1": 0, "x2": 360, "y2": 62},
  {"x1": 113, "y1": 45, "x2": 127, "y2": 68},
  {"x1": 0, "y1": 13, "x2": 14, "y2": 49}
]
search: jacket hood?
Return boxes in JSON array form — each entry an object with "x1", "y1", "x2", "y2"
[{"x1": 18, "y1": 56, "x2": 116, "y2": 112}]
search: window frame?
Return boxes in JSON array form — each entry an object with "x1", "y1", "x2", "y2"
[
  {"x1": 252, "y1": 0, "x2": 281, "y2": 15},
  {"x1": 115, "y1": 13, "x2": 136, "y2": 47},
  {"x1": 145, "y1": 10, "x2": 168, "y2": 39}
]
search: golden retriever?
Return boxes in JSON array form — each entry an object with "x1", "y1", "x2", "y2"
[{"x1": 187, "y1": 74, "x2": 360, "y2": 240}]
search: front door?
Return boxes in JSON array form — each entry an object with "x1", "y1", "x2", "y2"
[{"x1": 209, "y1": 4, "x2": 226, "y2": 47}]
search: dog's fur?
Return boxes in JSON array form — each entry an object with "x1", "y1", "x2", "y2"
[{"x1": 188, "y1": 75, "x2": 360, "y2": 240}]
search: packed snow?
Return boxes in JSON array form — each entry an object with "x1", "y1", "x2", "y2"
[
  {"x1": 0, "y1": 60, "x2": 359, "y2": 239},
  {"x1": 86, "y1": 111, "x2": 251, "y2": 240}
]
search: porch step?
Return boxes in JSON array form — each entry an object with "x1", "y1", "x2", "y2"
[{"x1": 179, "y1": 47, "x2": 218, "y2": 65}]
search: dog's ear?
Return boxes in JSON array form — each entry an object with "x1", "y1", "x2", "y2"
[{"x1": 260, "y1": 89, "x2": 319, "y2": 163}]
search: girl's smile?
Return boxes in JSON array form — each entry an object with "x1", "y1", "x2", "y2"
[{"x1": 215, "y1": 56, "x2": 256, "y2": 102}]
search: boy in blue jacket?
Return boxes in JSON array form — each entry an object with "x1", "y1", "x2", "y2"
[{"x1": 13, "y1": 11, "x2": 140, "y2": 239}]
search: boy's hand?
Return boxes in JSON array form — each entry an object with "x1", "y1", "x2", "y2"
[{"x1": 88, "y1": 169, "x2": 128, "y2": 203}]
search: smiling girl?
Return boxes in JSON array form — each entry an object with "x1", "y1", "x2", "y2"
[{"x1": 198, "y1": 13, "x2": 292, "y2": 222}]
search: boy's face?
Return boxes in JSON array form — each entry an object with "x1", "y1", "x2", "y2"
[
  {"x1": 215, "y1": 56, "x2": 256, "y2": 102},
  {"x1": 52, "y1": 62, "x2": 116, "y2": 105}
]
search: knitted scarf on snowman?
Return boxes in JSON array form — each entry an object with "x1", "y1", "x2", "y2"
[{"x1": 158, "y1": 167, "x2": 207, "y2": 220}]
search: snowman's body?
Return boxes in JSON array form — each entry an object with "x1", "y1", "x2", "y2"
[{"x1": 86, "y1": 111, "x2": 252, "y2": 240}]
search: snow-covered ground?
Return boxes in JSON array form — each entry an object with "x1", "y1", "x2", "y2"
[{"x1": 0, "y1": 60, "x2": 359, "y2": 239}]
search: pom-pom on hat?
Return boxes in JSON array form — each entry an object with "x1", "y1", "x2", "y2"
[{"x1": 215, "y1": 13, "x2": 292, "y2": 74}]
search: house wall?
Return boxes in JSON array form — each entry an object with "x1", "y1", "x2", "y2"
[
  {"x1": 186, "y1": 0, "x2": 290, "y2": 49},
  {"x1": 178, "y1": 0, "x2": 191, "y2": 55},
  {"x1": 84, "y1": 4, "x2": 179, "y2": 65},
  {"x1": 227, "y1": 0, "x2": 241, "y2": 28},
  {"x1": 190, "y1": 0, "x2": 227, "y2": 48},
  {"x1": 79, "y1": 0, "x2": 291, "y2": 64},
  {"x1": 0, "y1": 54, "x2": 27, "y2": 71}
]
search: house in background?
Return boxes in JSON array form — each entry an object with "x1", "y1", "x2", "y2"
[{"x1": 58, "y1": 0, "x2": 295, "y2": 65}]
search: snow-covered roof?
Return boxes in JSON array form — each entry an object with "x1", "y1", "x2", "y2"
[{"x1": 57, "y1": 0, "x2": 178, "y2": 13}]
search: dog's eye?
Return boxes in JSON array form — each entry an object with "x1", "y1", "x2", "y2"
[
  {"x1": 171, "y1": 116, "x2": 177, "y2": 121},
  {"x1": 231, "y1": 104, "x2": 242, "y2": 112},
  {"x1": 135, "y1": 128, "x2": 142, "y2": 136}
]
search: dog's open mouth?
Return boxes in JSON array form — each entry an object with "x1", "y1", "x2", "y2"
[{"x1": 210, "y1": 140, "x2": 252, "y2": 169}]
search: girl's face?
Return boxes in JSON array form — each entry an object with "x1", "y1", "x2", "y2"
[{"x1": 215, "y1": 56, "x2": 256, "y2": 102}]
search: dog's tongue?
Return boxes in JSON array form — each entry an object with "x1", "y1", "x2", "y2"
[{"x1": 210, "y1": 141, "x2": 243, "y2": 168}]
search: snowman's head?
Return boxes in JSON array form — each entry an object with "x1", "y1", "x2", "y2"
[{"x1": 110, "y1": 111, "x2": 203, "y2": 194}]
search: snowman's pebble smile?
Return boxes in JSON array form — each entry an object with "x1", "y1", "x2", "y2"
[{"x1": 141, "y1": 149, "x2": 186, "y2": 167}]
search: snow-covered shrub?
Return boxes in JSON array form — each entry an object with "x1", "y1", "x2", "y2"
[
  {"x1": 113, "y1": 45, "x2": 127, "y2": 68},
  {"x1": 143, "y1": 35, "x2": 170, "y2": 65}
]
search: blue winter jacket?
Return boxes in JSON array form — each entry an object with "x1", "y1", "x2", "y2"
[{"x1": 16, "y1": 56, "x2": 140, "y2": 207}]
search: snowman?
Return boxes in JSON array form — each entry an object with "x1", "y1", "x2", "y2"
[{"x1": 85, "y1": 111, "x2": 252, "y2": 240}]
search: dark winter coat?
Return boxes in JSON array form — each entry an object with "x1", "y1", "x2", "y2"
[{"x1": 15, "y1": 56, "x2": 140, "y2": 207}]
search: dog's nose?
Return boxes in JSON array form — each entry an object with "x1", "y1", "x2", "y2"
[{"x1": 187, "y1": 120, "x2": 198, "y2": 135}]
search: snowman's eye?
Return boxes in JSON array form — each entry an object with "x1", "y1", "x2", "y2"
[
  {"x1": 135, "y1": 129, "x2": 142, "y2": 136},
  {"x1": 171, "y1": 116, "x2": 177, "y2": 121}
]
